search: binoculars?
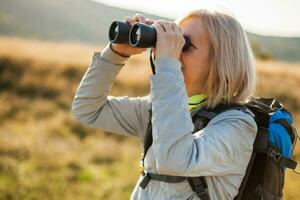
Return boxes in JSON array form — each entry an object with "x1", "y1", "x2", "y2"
[{"x1": 108, "y1": 20, "x2": 191, "y2": 51}]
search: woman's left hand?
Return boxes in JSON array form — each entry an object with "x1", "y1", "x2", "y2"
[{"x1": 151, "y1": 20, "x2": 185, "y2": 61}]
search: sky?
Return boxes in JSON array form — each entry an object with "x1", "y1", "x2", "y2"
[{"x1": 93, "y1": 0, "x2": 300, "y2": 38}]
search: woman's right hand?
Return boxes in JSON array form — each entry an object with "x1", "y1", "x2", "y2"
[{"x1": 110, "y1": 14, "x2": 155, "y2": 57}]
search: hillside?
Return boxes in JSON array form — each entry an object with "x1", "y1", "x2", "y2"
[
  {"x1": 248, "y1": 34, "x2": 300, "y2": 62},
  {"x1": 0, "y1": 0, "x2": 167, "y2": 44},
  {"x1": 0, "y1": 0, "x2": 299, "y2": 62}
]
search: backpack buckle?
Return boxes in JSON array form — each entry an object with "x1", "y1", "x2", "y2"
[
  {"x1": 139, "y1": 172, "x2": 151, "y2": 189},
  {"x1": 267, "y1": 147, "x2": 282, "y2": 163}
]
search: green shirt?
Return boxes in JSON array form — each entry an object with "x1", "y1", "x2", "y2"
[{"x1": 188, "y1": 94, "x2": 207, "y2": 111}]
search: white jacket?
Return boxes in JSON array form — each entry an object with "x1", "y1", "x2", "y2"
[{"x1": 71, "y1": 42, "x2": 258, "y2": 200}]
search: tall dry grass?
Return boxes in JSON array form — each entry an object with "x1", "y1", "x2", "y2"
[{"x1": 0, "y1": 36, "x2": 299, "y2": 200}]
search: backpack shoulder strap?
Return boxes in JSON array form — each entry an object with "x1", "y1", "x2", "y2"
[
  {"x1": 191, "y1": 102, "x2": 251, "y2": 133},
  {"x1": 140, "y1": 109, "x2": 153, "y2": 175}
]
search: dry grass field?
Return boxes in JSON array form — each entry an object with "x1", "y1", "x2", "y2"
[{"x1": 0, "y1": 36, "x2": 299, "y2": 200}]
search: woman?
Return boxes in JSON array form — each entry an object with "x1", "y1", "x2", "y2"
[{"x1": 71, "y1": 8, "x2": 258, "y2": 200}]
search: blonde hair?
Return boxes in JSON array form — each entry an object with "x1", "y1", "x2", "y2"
[{"x1": 175, "y1": 8, "x2": 256, "y2": 109}]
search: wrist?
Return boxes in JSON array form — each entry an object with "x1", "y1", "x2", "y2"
[
  {"x1": 109, "y1": 42, "x2": 131, "y2": 58},
  {"x1": 156, "y1": 51, "x2": 180, "y2": 61},
  {"x1": 100, "y1": 42, "x2": 130, "y2": 66},
  {"x1": 156, "y1": 54, "x2": 180, "y2": 62},
  {"x1": 154, "y1": 56, "x2": 182, "y2": 73}
]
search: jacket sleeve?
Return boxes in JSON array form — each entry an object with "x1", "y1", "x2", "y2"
[
  {"x1": 150, "y1": 56, "x2": 258, "y2": 177},
  {"x1": 71, "y1": 42, "x2": 151, "y2": 138}
]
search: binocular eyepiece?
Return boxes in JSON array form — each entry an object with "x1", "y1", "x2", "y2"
[{"x1": 109, "y1": 20, "x2": 191, "y2": 51}]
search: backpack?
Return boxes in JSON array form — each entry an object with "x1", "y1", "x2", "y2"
[{"x1": 138, "y1": 96, "x2": 299, "y2": 200}]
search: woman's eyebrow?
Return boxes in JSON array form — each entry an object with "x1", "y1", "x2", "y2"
[{"x1": 192, "y1": 36, "x2": 202, "y2": 45}]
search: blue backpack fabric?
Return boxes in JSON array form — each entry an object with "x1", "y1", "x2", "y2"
[{"x1": 268, "y1": 109, "x2": 293, "y2": 158}]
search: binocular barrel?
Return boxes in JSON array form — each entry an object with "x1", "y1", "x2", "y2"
[{"x1": 109, "y1": 20, "x2": 191, "y2": 51}]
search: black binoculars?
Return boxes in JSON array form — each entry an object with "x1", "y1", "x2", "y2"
[{"x1": 108, "y1": 20, "x2": 191, "y2": 51}]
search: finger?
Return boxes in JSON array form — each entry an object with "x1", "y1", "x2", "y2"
[
  {"x1": 124, "y1": 16, "x2": 134, "y2": 25},
  {"x1": 160, "y1": 21, "x2": 174, "y2": 33},
  {"x1": 171, "y1": 23, "x2": 178, "y2": 33},
  {"x1": 133, "y1": 13, "x2": 146, "y2": 23},
  {"x1": 157, "y1": 23, "x2": 166, "y2": 32},
  {"x1": 145, "y1": 19, "x2": 155, "y2": 25},
  {"x1": 152, "y1": 22, "x2": 165, "y2": 33},
  {"x1": 154, "y1": 20, "x2": 167, "y2": 32},
  {"x1": 124, "y1": 16, "x2": 131, "y2": 21},
  {"x1": 170, "y1": 23, "x2": 177, "y2": 32},
  {"x1": 172, "y1": 23, "x2": 182, "y2": 34}
]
